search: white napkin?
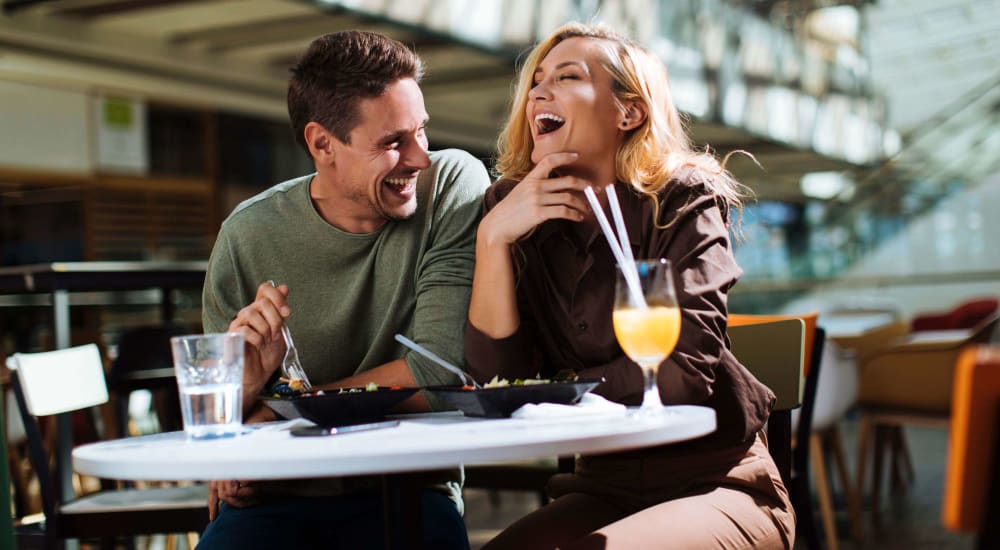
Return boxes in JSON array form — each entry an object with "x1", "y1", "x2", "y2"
[{"x1": 511, "y1": 393, "x2": 627, "y2": 419}]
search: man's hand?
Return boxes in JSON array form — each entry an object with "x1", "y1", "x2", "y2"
[
  {"x1": 208, "y1": 480, "x2": 264, "y2": 521},
  {"x1": 228, "y1": 282, "x2": 292, "y2": 412},
  {"x1": 478, "y1": 152, "x2": 591, "y2": 247}
]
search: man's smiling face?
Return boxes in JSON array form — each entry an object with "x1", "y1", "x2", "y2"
[{"x1": 328, "y1": 77, "x2": 431, "y2": 228}]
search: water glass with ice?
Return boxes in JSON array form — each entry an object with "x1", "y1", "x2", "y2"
[{"x1": 170, "y1": 333, "x2": 245, "y2": 440}]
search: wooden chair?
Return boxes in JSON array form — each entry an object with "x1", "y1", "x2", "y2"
[
  {"x1": 856, "y1": 313, "x2": 1000, "y2": 515},
  {"x1": 942, "y1": 345, "x2": 1000, "y2": 549},
  {"x1": 7, "y1": 344, "x2": 209, "y2": 548},
  {"x1": 728, "y1": 317, "x2": 821, "y2": 548}
]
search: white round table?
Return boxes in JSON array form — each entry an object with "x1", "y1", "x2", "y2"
[
  {"x1": 75, "y1": 406, "x2": 715, "y2": 549},
  {"x1": 74, "y1": 405, "x2": 715, "y2": 481}
]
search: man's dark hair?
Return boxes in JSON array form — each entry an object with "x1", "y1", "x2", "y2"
[{"x1": 288, "y1": 31, "x2": 424, "y2": 153}]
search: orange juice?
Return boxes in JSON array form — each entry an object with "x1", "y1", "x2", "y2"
[{"x1": 613, "y1": 306, "x2": 681, "y2": 363}]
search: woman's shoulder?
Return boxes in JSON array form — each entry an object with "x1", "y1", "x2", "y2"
[
  {"x1": 652, "y1": 166, "x2": 733, "y2": 223},
  {"x1": 663, "y1": 165, "x2": 716, "y2": 194},
  {"x1": 659, "y1": 166, "x2": 720, "y2": 202}
]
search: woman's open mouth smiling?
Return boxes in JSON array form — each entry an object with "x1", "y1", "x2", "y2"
[{"x1": 535, "y1": 113, "x2": 565, "y2": 137}]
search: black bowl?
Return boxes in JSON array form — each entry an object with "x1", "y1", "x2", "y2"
[
  {"x1": 426, "y1": 379, "x2": 603, "y2": 418},
  {"x1": 262, "y1": 387, "x2": 418, "y2": 426}
]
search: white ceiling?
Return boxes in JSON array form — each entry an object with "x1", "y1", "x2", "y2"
[
  {"x1": 867, "y1": 0, "x2": 999, "y2": 132},
  {"x1": 865, "y1": 0, "x2": 1000, "y2": 187}
]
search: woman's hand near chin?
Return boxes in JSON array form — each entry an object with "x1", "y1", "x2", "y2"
[
  {"x1": 478, "y1": 151, "x2": 592, "y2": 248},
  {"x1": 470, "y1": 151, "x2": 593, "y2": 339}
]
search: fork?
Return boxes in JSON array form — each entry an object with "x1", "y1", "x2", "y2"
[{"x1": 267, "y1": 280, "x2": 313, "y2": 391}]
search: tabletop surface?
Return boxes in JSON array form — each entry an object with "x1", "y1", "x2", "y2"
[
  {"x1": 73, "y1": 406, "x2": 716, "y2": 481},
  {"x1": 822, "y1": 312, "x2": 898, "y2": 339},
  {"x1": 0, "y1": 261, "x2": 208, "y2": 293},
  {"x1": 0, "y1": 261, "x2": 209, "y2": 276}
]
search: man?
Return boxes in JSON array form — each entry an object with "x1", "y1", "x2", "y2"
[{"x1": 197, "y1": 30, "x2": 489, "y2": 549}]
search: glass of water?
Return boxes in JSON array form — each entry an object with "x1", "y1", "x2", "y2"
[{"x1": 170, "y1": 333, "x2": 245, "y2": 440}]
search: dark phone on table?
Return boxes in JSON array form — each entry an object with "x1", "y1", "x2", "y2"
[{"x1": 290, "y1": 420, "x2": 400, "y2": 437}]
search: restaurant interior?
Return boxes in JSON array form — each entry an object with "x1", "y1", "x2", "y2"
[{"x1": 1, "y1": 0, "x2": 999, "y2": 548}]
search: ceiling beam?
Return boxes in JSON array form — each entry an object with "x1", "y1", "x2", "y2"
[
  {"x1": 0, "y1": 8, "x2": 287, "y2": 87},
  {"x1": 2, "y1": 0, "x2": 59, "y2": 14},
  {"x1": 44, "y1": 0, "x2": 201, "y2": 18},
  {"x1": 421, "y1": 66, "x2": 513, "y2": 89},
  {"x1": 169, "y1": 14, "x2": 350, "y2": 49}
]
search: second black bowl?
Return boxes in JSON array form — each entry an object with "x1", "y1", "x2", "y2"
[{"x1": 427, "y1": 379, "x2": 603, "y2": 418}]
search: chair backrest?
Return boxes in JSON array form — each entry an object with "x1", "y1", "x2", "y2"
[
  {"x1": 7, "y1": 344, "x2": 110, "y2": 522},
  {"x1": 952, "y1": 299, "x2": 999, "y2": 331},
  {"x1": 728, "y1": 318, "x2": 805, "y2": 411},
  {"x1": 10, "y1": 344, "x2": 109, "y2": 416},
  {"x1": 728, "y1": 318, "x2": 805, "y2": 485},
  {"x1": 969, "y1": 313, "x2": 999, "y2": 345},
  {"x1": 730, "y1": 312, "x2": 818, "y2": 376},
  {"x1": 912, "y1": 297, "x2": 999, "y2": 332},
  {"x1": 112, "y1": 324, "x2": 189, "y2": 377},
  {"x1": 110, "y1": 324, "x2": 189, "y2": 435},
  {"x1": 810, "y1": 337, "x2": 858, "y2": 432},
  {"x1": 943, "y1": 345, "x2": 1000, "y2": 545}
]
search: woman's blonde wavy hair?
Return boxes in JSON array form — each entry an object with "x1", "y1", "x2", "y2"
[{"x1": 496, "y1": 22, "x2": 749, "y2": 227}]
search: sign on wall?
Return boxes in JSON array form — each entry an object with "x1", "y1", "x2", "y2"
[{"x1": 94, "y1": 94, "x2": 148, "y2": 174}]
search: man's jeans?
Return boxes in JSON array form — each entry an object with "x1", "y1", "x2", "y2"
[{"x1": 197, "y1": 490, "x2": 469, "y2": 549}]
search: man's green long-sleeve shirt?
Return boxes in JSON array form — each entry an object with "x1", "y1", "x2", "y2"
[{"x1": 203, "y1": 149, "x2": 488, "y2": 390}]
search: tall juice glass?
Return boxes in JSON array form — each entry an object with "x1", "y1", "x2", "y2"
[{"x1": 613, "y1": 259, "x2": 681, "y2": 413}]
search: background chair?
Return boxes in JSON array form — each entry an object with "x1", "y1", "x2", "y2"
[
  {"x1": 2, "y1": 386, "x2": 18, "y2": 550},
  {"x1": 942, "y1": 345, "x2": 1000, "y2": 549},
  {"x1": 8, "y1": 344, "x2": 209, "y2": 548},
  {"x1": 727, "y1": 319, "x2": 812, "y2": 546},
  {"x1": 808, "y1": 338, "x2": 864, "y2": 545},
  {"x1": 5, "y1": 383, "x2": 35, "y2": 519},
  {"x1": 826, "y1": 317, "x2": 911, "y2": 499},
  {"x1": 910, "y1": 297, "x2": 998, "y2": 332},
  {"x1": 856, "y1": 313, "x2": 1000, "y2": 516},
  {"x1": 109, "y1": 324, "x2": 192, "y2": 438}
]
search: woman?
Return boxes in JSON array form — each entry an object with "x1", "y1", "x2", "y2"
[{"x1": 465, "y1": 23, "x2": 795, "y2": 549}]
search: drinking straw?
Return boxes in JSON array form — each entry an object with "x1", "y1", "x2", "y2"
[
  {"x1": 605, "y1": 184, "x2": 636, "y2": 268},
  {"x1": 583, "y1": 186, "x2": 646, "y2": 308},
  {"x1": 604, "y1": 185, "x2": 646, "y2": 309}
]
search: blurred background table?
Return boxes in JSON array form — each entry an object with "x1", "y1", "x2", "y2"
[{"x1": 0, "y1": 261, "x2": 208, "y2": 348}]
